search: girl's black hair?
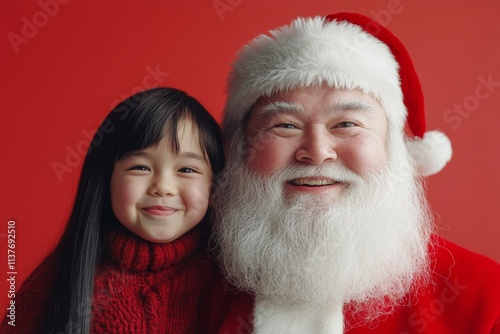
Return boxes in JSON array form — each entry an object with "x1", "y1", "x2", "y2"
[{"x1": 40, "y1": 87, "x2": 224, "y2": 333}]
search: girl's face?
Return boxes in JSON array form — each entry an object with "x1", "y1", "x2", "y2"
[{"x1": 110, "y1": 119, "x2": 212, "y2": 243}]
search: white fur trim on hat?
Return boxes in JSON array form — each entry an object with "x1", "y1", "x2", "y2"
[{"x1": 223, "y1": 16, "x2": 406, "y2": 140}]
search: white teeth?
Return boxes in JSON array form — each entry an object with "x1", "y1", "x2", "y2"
[{"x1": 290, "y1": 178, "x2": 336, "y2": 186}]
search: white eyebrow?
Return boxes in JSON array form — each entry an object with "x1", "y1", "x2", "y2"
[
  {"x1": 328, "y1": 100, "x2": 375, "y2": 113},
  {"x1": 256, "y1": 101, "x2": 304, "y2": 118},
  {"x1": 253, "y1": 99, "x2": 375, "y2": 122}
]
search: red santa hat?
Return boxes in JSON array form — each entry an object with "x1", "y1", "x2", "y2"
[{"x1": 223, "y1": 12, "x2": 452, "y2": 176}]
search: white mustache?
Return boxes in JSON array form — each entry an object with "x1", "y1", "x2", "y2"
[{"x1": 271, "y1": 164, "x2": 364, "y2": 185}]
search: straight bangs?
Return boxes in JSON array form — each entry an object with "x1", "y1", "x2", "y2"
[
  {"x1": 110, "y1": 88, "x2": 188, "y2": 161},
  {"x1": 107, "y1": 87, "x2": 224, "y2": 175}
]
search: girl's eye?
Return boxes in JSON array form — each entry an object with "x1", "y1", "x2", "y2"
[
  {"x1": 128, "y1": 165, "x2": 150, "y2": 172},
  {"x1": 178, "y1": 167, "x2": 197, "y2": 174}
]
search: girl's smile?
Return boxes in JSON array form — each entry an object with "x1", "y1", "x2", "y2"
[{"x1": 141, "y1": 205, "x2": 180, "y2": 216}]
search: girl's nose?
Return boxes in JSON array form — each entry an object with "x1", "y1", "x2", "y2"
[{"x1": 148, "y1": 174, "x2": 178, "y2": 196}]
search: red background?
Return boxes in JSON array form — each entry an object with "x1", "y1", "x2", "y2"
[{"x1": 1, "y1": 0, "x2": 499, "y2": 311}]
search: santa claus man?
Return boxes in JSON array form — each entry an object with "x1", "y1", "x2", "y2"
[{"x1": 209, "y1": 12, "x2": 500, "y2": 333}]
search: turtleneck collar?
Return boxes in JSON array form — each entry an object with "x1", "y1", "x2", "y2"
[{"x1": 105, "y1": 223, "x2": 209, "y2": 272}]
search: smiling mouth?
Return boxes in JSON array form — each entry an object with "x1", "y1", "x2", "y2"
[
  {"x1": 142, "y1": 206, "x2": 178, "y2": 216},
  {"x1": 288, "y1": 178, "x2": 338, "y2": 186}
]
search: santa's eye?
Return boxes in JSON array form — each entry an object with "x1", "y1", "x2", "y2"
[
  {"x1": 336, "y1": 122, "x2": 356, "y2": 128},
  {"x1": 274, "y1": 123, "x2": 298, "y2": 129}
]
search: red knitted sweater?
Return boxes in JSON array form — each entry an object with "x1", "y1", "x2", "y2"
[{"x1": 0, "y1": 224, "x2": 213, "y2": 333}]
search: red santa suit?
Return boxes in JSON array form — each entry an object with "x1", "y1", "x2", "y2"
[{"x1": 204, "y1": 235, "x2": 500, "y2": 334}]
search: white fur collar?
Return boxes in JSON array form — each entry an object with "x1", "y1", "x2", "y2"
[{"x1": 253, "y1": 296, "x2": 344, "y2": 334}]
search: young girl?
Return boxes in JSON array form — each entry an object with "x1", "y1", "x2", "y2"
[{"x1": 1, "y1": 87, "x2": 225, "y2": 333}]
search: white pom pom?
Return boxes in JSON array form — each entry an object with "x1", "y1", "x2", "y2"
[{"x1": 407, "y1": 130, "x2": 453, "y2": 176}]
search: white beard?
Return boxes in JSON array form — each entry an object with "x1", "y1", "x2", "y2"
[{"x1": 212, "y1": 134, "x2": 434, "y2": 331}]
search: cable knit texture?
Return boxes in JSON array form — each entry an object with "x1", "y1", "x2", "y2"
[{"x1": 0, "y1": 224, "x2": 213, "y2": 333}]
